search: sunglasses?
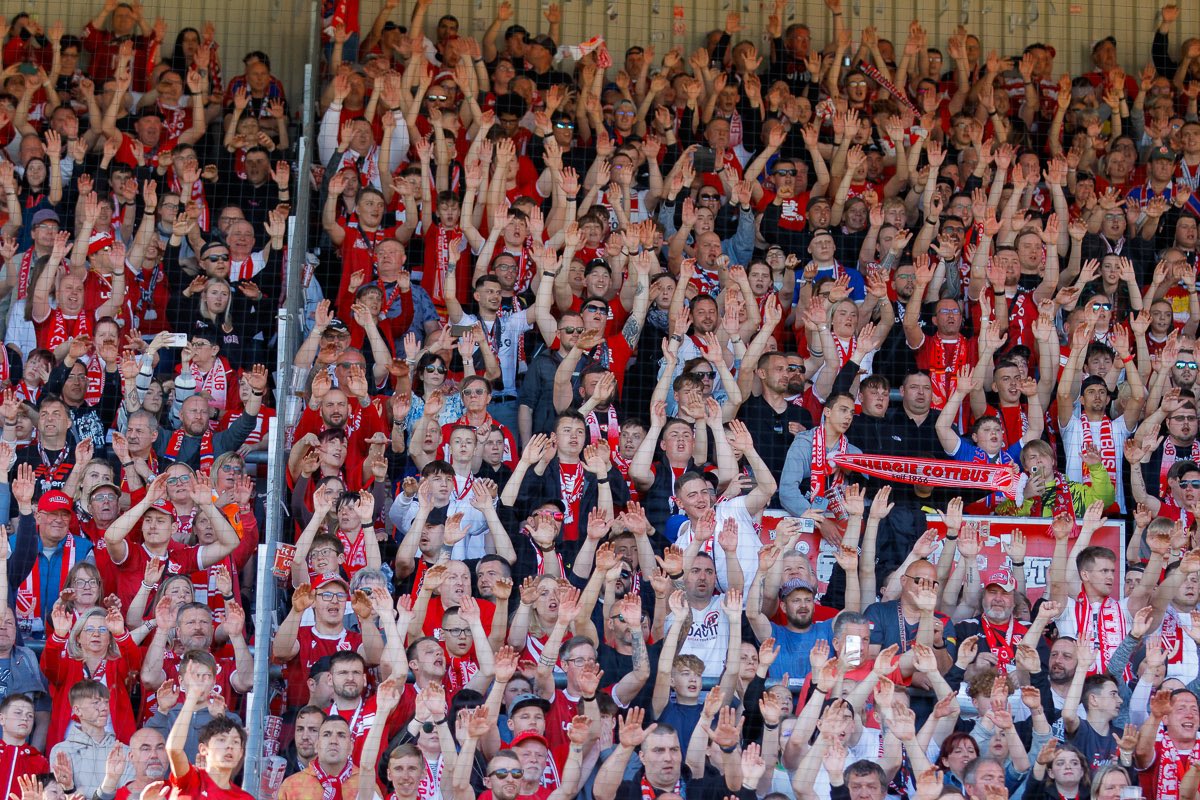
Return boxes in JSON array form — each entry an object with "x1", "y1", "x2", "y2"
[
  {"x1": 1177, "y1": 361, "x2": 1200, "y2": 370},
  {"x1": 554, "y1": 121, "x2": 575, "y2": 129},
  {"x1": 560, "y1": 326, "x2": 584, "y2": 335},
  {"x1": 426, "y1": 94, "x2": 448, "y2": 102},
  {"x1": 583, "y1": 305, "x2": 607, "y2": 313},
  {"x1": 424, "y1": 364, "x2": 448, "y2": 374},
  {"x1": 691, "y1": 370, "x2": 715, "y2": 379},
  {"x1": 699, "y1": 194, "x2": 720, "y2": 201},
  {"x1": 773, "y1": 168, "x2": 797, "y2": 177},
  {"x1": 488, "y1": 769, "x2": 524, "y2": 779},
  {"x1": 205, "y1": 254, "x2": 231, "y2": 262},
  {"x1": 1091, "y1": 302, "x2": 1113, "y2": 311},
  {"x1": 462, "y1": 388, "x2": 488, "y2": 397},
  {"x1": 1180, "y1": 479, "x2": 1200, "y2": 489}
]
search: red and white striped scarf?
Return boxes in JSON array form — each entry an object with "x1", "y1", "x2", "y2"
[{"x1": 1076, "y1": 593, "x2": 1131, "y2": 681}]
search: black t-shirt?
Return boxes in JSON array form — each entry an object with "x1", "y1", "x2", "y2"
[
  {"x1": 10, "y1": 441, "x2": 75, "y2": 500},
  {"x1": 737, "y1": 394, "x2": 809, "y2": 477}
]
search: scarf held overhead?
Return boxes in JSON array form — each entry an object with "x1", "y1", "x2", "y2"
[{"x1": 832, "y1": 453, "x2": 1021, "y2": 498}]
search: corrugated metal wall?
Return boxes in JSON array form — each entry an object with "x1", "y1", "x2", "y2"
[{"x1": 12, "y1": 0, "x2": 1181, "y2": 101}]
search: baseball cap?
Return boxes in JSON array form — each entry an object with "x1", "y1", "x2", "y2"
[
  {"x1": 528, "y1": 34, "x2": 557, "y2": 53},
  {"x1": 983, "y1": 567, "x2": 1016, "y2": 592},
  {"x1": 87, "y1": 231, "x2": 115, "y2": 256},
  {"x1": 88, "y1": 482, "x2": 121, "y2": 500},
  {"x1": 37, "y1": 490, "x2": 72, "y2": 514},
  {"x1": 509, "y1": 694, "x2": 552, "y2": 715},
  {"x1": 200, "y1": 240, "x2": 229, "y2": 258},
  {"x1": 504, "y1": 24, "x2": 529, "y2": 39},
  {"x1": 1150, "y1": 145, "x2": 1177, "y2": 162},
  {"x1": 325, "y1": 319, "x2": 350, "y2": 335},
  {"x1": 779, "y1": 578, "x2": 816, "y2": 599},
  {"x1": 1092, "y1": 35, "x2": 1117, "y2": 52},
  {"x1": 508, "y1": 730, "x2": 550, "y2": 749},
  {"x1": 315, "y1": 573, "x2": 350, "y2": 591},
  {"x1": 146, "y1": 498, "x2": 175, "y2": 516},
  {"x1": 31, "y1": 209, "x2": 60, "y2": 228}
]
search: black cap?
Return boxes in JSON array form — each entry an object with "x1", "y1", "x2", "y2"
[
  {"x1": 509, "y1": 693, "x2": 552, "y2": 715},
  {"x1": 326, "y1": 318, "x2": 350, "y2": 335},
  {"x1": 504, "y1": 24, "x2": 529, "y2": 39},
  {"x1": 1081, "y1": 375, "x2": 1109, "y2": 395},
  {"x1": 528, "y1": 34, "x2": 557, "y2": 52}
]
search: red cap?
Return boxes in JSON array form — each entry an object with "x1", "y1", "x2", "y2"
[
  {"x1": 36, "y1": 490, "x2": 72, "y2": 514},
  {"x1": 983, "y1": 567, "x2": 1016, "y2": 592},
  {"x1": 87, "y1": 231, "x2": 114, "y2": 257},
  {"x1": 146, "y1": 499, "x2": 175, "y2": 516},
  {"x1": 508, "y1": 730, "x2": 550, "y2": 749}
]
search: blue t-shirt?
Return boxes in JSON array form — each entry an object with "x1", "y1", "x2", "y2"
[
  {"x1": 950, "y1": 436, "x2": 1022, "y2": 464},
  {"x1": 767, "y1": 620, "x2": 835, "y2": 681}
]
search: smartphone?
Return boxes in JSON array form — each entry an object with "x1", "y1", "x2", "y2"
[
  {"x1": 842, "y1": 55, "x2": 852, "y2": 67},
  {"x1": 449, "y1": 324, "x2": 474, "y2": 337},
  {"x1": 165, "y1": 332, "x2": 189, "y2": 348},
  {"x1": 693, "y1": 145, "x2": 716, "y2": 174},
  {"x1": 811, "y1": 496, "x2": 829, "y2": 512},
  {"x1": 1119, "y1": 788, "x2": 1143, "y2": 800},
  {"x1": 845, "y1": 634, "x2": 863, "y2": 666}
]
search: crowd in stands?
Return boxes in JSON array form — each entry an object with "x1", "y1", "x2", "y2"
[{"x1": 8, "y1": 0, "x2": 1200, "y2": 799}]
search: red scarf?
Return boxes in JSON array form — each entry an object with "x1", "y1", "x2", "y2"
[
  {"x1": 16, "y1": 535, "x2": 75, "y2": 623},
  {"x1": 166, "y1": 429, "x2": 215, "y2": 471},
  {"x1": 169, "y1": 169, "x2": 209, "y2": 230},
  {"x1": 337, "y1": 528, "x2": 367, "y2": 573},
  {"x1": 1161, "y1": 440, "x2": 1200, "y2": 494},
  {"x1": 85, "y1": 355, "x2": 105, "y2": 406},
  {"x1": 15, "y1": 250, "x2": 35, "y2": 300},
  {"x1": 310, "y1": 759, "x2": 353, "y2": 800},
  {"x1": 46, "y1": 310, "x2": 91, "y2": 351},
  {"x1": 189, "y1": 361, "x2": 229, "y2": 414},
  {"x1": 810, "y1": 426, "x2": 848, "y2": 516},
  {"x1": 445, "y1": 655, "x2": 479, "y2": 695},
  {"x1": 1030, "y1": 472, "x2": 1075, "y2": 519},
  {"x1": 560, "y1": 462, "x2": 585, "y2": 541},
  {"x1": 1155, "y1": 723, "x2": 1200, "y2": 800},
  {"x1": 585, "y1": 406, "x2": 620, "y2": 450},
  {"x1": 640, "y1": 775, "x2": 682, "y2": 800},
  {"x1": 928, "y1": 335, "x2": 965, "y2": 408},
  {"x1": 1075, "y1": 593, "x2": 1130, "y2": 681},
  {"x1": 1079, "y1": 414, "x2": 1117, "y2": 486},
  {"x1": 1162, "y1": 610, "x2": 1188, "y2": 665},
  {"x1": 832, "y1": 335, "x2": 856, "y2": 367},
  {"x1": 980, "y1": 617, "x2": 1028, "y2": 673}
]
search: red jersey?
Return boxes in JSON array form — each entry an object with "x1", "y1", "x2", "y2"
[
  {"x1": 0, "y1": 742, "x2": 49, "y2": 800},
  {"x1": 282, "y1": 626, "x2": 364, "y2": 708},
  {"x1": 96, "y1": 541, "x2": 203, "y2": 609},
  {"x1": 169, "y1": 766, "x2": 256, "y2": 800}
]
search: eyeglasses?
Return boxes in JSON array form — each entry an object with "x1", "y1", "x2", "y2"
[
  {"x1": 941, "y1": 226, "x2": 966, "y2": 235},
  {"x1": 1102, "y1": 213, "x2": 1124, "y2": 221},
  {"x1": 488, "y1": 769, "x2": 524, "y2": 779},
  {"x1": 936, "y1": 308, "x2": 961, "y2": 316},
  {"x1": 462, "y1": 388, "x2": 488, "y2": 397},
  {"x1": 72, "y1": 578, "x2": 100, "y2": 588},
  {"x1": 785, "y1": 365, "x2": 804, "y2": 372},
  {"x1": 615, "y1": 110, "x2": 636, "y2": 117},
  {"x1": 316, "y1": 591, "x2": 349, "y2": 602},
  {"x1": 583, "y1": 304, "x2": 607, "y2": 313},
  {"x1": 442, "y1": 627, "x2": 471, "y2": 637},
  {"x1": 1171, "y1": 415, "x2": 1199, "y2": 422},
  {"x1": 218, "y1": 463, "x2": 242, "y2": 473},
  {"x1": 560, "y1": 326, "x2": 584, "y2": 335},
  {"x1": 91, "y1": 493, "x2": 117, "y2": 502},
  {"x1": 1177, "y1": 361, "x2": 1199, "y2": 370},
  {"x1": 427, "y1": 94, "x2": 448, "y2": 102},
  {"x1": 335, "y1": 361, "x2": 363, "y2": 369},
  {"x1": 773, "y1": 168, "x2": 797, "y2": 177},
  {"x1": 165, "y1": 475, "x2": 193, "y2": 486},
  {"x1": 1180, "y1": 479, "x2": 1200, "y2": 489},
  {"x1": 424, "y1": 364, "x2": 448, "y2": 374},
  {"x1": 493, "y1": 261, "x2": 518, "y2": 271},
  {"x1": 205, "y1": 254, "x2": 231, "y2": 262},
  {"x1": 563, "y1": 656, "x2": 598, "y2": 666},
  {"x1": 1091, "y1": 302, "x2": 1113, "y2": 311},
  {"x1": 82, "y1": 625, "x2": 108, "y2": 634},
  {"x1": 309, "y1": 548, "x2": 338, "y2": 559},
  {"x1": 896, "y1": 272, "x2": 916, "y2": 280},
  {"x1": 554, "y1": 121, "x2": 575, "y2": 129}
]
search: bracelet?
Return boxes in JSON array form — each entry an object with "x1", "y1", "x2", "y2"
[
  {"x1": 719, "y1": 743, "x2": 739, "y2": 753},
  {"x1": 933, "y1": 643, "x2": 947, "y2": 649},
  {"x1": 121, "y1": 461, "x2": 134, "y2": 467},
  {"x1": 668, "y1": 571, "x2": 683, "y2": 580},
  {"x1": 763, "y1": 720, "x2": 780, "y2": 730},
  {"x1": 596, "y1": 477, "x2": 610, "y2": 484},
  {"x1": 542, "y1": 270, "x2": 557, "y2": 278},
  {"x1": 1122, "y1": 354, "x2": 1135, "y2": 363},
  {"x1": 141, "y1": 581, "x2": 158, "y2": 590},
  {"x1": 1011, "y1": 560, "x2": 1025, "y2": 566},
  {"x1": 944, "y1": 534, "x2": 959, "y2": 541},
  {"x1": 581, "y1": 694, "x2": 597, "y2": 702},
  {"x1": 221, "y1": 592, "x2": 235, "y2": 600},
  {"x1": 670, "y1": 334, "x2": 683, "y2": 342}
]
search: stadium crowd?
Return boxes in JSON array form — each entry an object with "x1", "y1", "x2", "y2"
[{"x1": 5, "y1": 0, "x2": 1200, "y2": 799}]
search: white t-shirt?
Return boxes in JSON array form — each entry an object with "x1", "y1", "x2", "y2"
[
  {"x1": 457, "y1": 309, "x2": 533, "y2": 394},
  {"x1": 672, "y1": 496, "x2": 763, "y2": 591},
  {"x1": 664, "y1": 595, "x2": 727, "y2": 679}
]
